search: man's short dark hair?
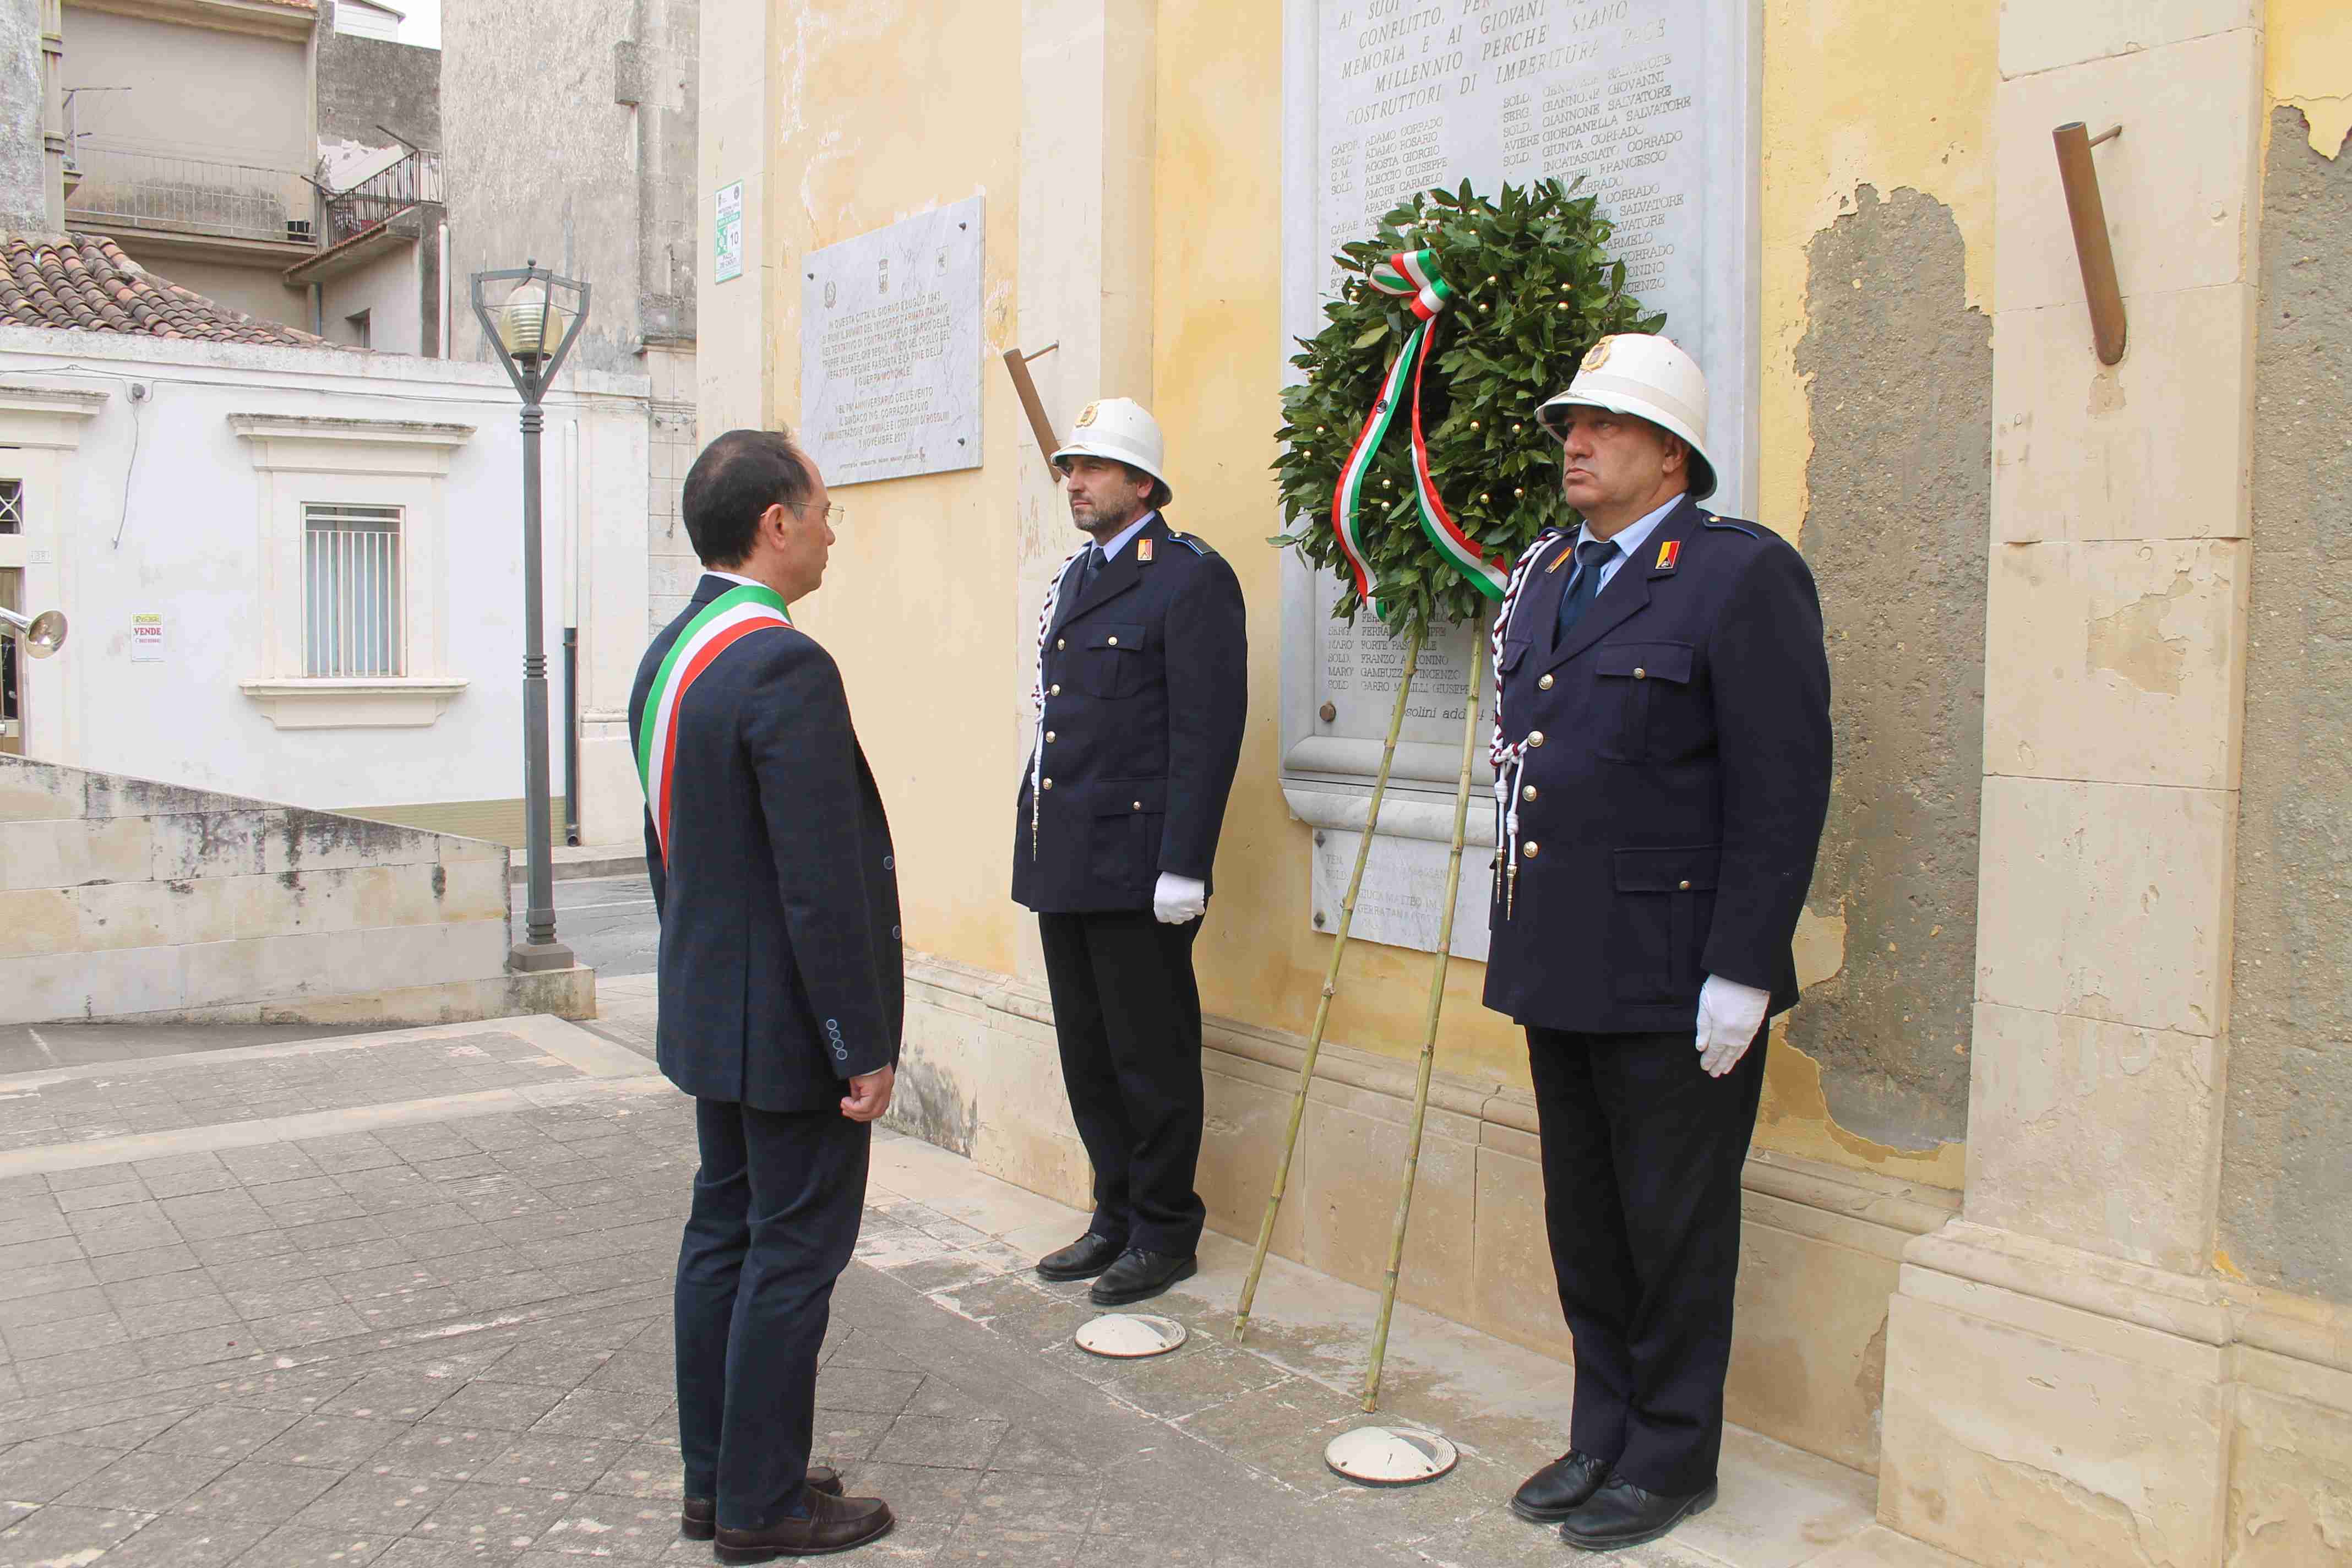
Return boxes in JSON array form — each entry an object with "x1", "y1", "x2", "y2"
[{"x1": 682, "y1": 429, "x2": 814, "y2": 568}]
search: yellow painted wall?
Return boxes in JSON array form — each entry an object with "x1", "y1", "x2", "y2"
[
  {"x1": 761, "y1": 0, "x2": 1028, "y2": 982},
  {"x1": 2268, "y1": 0, "x2": 2352, "y2": 158},
  {"x1": 763, "y1": 0, "x2": 1996, "y2": 1189}
]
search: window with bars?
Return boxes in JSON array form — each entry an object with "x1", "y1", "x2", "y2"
[
  {"x1": 0, "y1": 479, "x2": 21, "y2": 534},
  {"x1": 303, "y1": 503, "x2": 405, "y2": 677}
]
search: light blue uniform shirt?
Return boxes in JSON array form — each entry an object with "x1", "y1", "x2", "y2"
[
  {"x1": 1571, "y1": 496, "x2": 1680, "y2": 597},
  {"x1": 1094, "y1": 511, "x2": 1158, "y2": 562}
]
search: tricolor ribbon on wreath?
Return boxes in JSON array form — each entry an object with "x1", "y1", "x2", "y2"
[{"x1": 1327, "y1": 248, "x2": 1509, "y2": 619}]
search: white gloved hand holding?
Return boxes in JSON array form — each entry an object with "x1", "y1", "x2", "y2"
[
  {"x1": 1694, "y1": 974, "x2": 1771, "y2": 1077},
  {"x1": 1152, "y1": 873, "x2": 1207, "y2": 925}
]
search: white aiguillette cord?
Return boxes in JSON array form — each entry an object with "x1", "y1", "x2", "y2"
[
  {"x1": 1028, "y1": 544, "x2": 1091, "y2": 858},
  {"x1": 1489, "y1": 530, "x2": 1568, "y2": 919}
]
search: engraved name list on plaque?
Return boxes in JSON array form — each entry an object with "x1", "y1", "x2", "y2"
[{"x1": 1277, "y1": 0, "x2": 1758, "y2": 959}]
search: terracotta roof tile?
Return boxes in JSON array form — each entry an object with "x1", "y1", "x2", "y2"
[{"x1": 0, "y1": 232, "x2": 327, "y2": 348}]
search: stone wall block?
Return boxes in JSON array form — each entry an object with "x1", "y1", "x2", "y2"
[
  {"x1": 1983, "y1": 538, "x2": 2247, "y2": 790},
  {"x1": 2226, "y1": 1371, "x2": 2352, "y2": 1566},
  {"x1": 435, "y1": 832, "x2": 509, "y2": 868},
  {"x1": 970, "y1": 1005, "x2": 1092, "y2": 1212},
  {"x1": 271, "y1": 809, "x2": 444, "y2": 875},
  {"x1": 1470, "y1": 1134, "x2": 1577, "y2": 1365},
  {"x1": 1974, "y1": 775, "x2": 2231, "y2": 1035},
  {"x1": 1994, "y1": 29, "x2": 2260, "y2": 315},
  {"x1": 1992, "y1": 284, "x2": 2253, "y2": 545},
  {"x1": 73, "y1": 880, "x2": 180, "y2": 952},
  {"x1": 1965, "y1": 1003, "x2": 2223, "y2": 1272},
  {"x1": 1, "y1": 944, "x2": 186, "y2": 1024},
  {"x1": 148, "y1": 809, "x2": 275, "y2": 882},
  {"x1": 1880, "y1": 1284, "x2": 2231, "y2": 1566},
  {"x1": 0, "y1": 888, "x2": 78, "y2": 958},
  {"x1": 81, "y1": 816, "x2": 156, "y2": 886},
  {"x1": 1727, "y1": 1207, "x2": 1902, "y2": 1474},
  {"x1": 1998, "y1": 0, "x2": 2258, "y2": 80},
  {"x1": 1293, "y1": 1095, "x2": 1479, "y2": 1326},
  {"x1": 0, "y1": 763, "x2": 81, "y2": 823},
  {"x1": 0, "y1": 821, "x2": 72, "y2": 891},
  {"x1": 1199, "y1": 1057, "x2": 1310, "y2": 1267}
]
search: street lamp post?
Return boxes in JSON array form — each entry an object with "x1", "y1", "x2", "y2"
[{"x1": 472, "y1": 260, "x2": 590, "y2": 974}]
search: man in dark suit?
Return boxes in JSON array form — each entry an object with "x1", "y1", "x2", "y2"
[
  {"x1": 1483, "y1": 336, "x2": 1832, "y2": 1551},
  {"x1": 630, "y1": 428, "x2": 900, "y2": 1561},
  {"x1": 1012, "y1": 397, "x2": 1249, "y2": 1308}
]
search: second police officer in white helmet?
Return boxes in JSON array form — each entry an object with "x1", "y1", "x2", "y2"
[
  {"x1": 1012, "y1": 398, "x2": 1249, "y2": 1308},
  {"x1": 1485, "y1": 335, "x2": 1832, "y2": 1551}
]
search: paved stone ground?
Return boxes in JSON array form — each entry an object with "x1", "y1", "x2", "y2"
[{"x1": 0, "y1": 1009, "x2": 1958, "y2": 1568}]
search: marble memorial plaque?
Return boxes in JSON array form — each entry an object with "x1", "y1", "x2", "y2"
[
  {"x1": 1311, "y1": 825, "x2": 1496, "y2": 961},
  {"x1": 1279, "y1": 0, "x2": 1756, "y2": 954},
  {"x1": 799, "y1": 195, "x2": 984, "y2": 487}
]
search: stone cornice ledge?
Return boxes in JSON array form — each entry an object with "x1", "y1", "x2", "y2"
[
  {"x1": 0, "y1": 383, "x2": 109, "y2": 415},
  {"x1": 1904, "y1": 1218, "x2": 2237, "y2": 1349},
  {"x1": 240, "y1": 678, "x2": 468, "y2": 730},
  {"x1": 228, "y1": 414, "x2": 475, "y2": 446}
]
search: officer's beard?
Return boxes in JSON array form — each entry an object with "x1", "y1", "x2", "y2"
[{"x1": 1071, "y1": 492, "x2": 1146, "y2": 540}]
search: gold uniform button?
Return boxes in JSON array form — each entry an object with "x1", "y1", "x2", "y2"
[
  {"x1": 1527, "y1": 730, "x2": 1545, "y2": 747},
  {"x1": 1056, "y1": 638, "x2": 1066, "y2": 650},
  {"x1": 1522, "y1": 842, "x2": 1540, "y2": 859},
  {"x1": 1108, "y1": 636, "x2": 1120, "y2": 646},
  {"x1": 1679, "y1": 879, "x2": 1692, "y2": 890},
  {"x1": 1050, "y1": 684, "x2": 1061, "y2": 696},
  {"x1": 1041, "y1": 778, "x2": 1054, "y2": 791},
  {"x1": 1538, "y1": 673, "x2": 1554, "y2": 690},
  {"x1": 1522, "y1": 785, "x2": 1538, "y2": 802},
  {"x1": 1045, "y1": 731, "x2": 1057, "y2": 743},
  {"x1": 1635, "y1": 667, "x2": 1648, "y2": 680},
  {"x1": 1132, "y1": 801, "x2": 1142, "y2": 811}
]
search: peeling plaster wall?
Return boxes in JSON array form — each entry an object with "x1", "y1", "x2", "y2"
[
  {"x1": 0, "y1": 0, "x2": 42, "y2": 230},
  {"x1": 2221, "y1": 106, "x2": 2352, "y2": 1305},
  {"x1": 1782, "y1": 186, "x2": 1989, "y2": 1154}
]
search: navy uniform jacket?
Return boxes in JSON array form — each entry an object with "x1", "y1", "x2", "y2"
[
  {"x1": 630, "y1": 574, "x2": 903, "y2": 1110},
  {"x1": 1011, "y1": 513, "x2": 1249, "y2": 914},
  {"x1": 1482, "y1": 494, "x2": 1832, "y2": 1034}
]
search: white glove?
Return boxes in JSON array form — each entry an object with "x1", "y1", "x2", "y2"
[
  {"x1": 1152, "y1": 872, "x2": 1207, "y2": 925},
  {"x1": 1695, "y1": 974, "x2": 1771, "y2": 1077}
]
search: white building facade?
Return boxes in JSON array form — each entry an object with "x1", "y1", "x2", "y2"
[{"x1": 0, "y1": 324, "x2": 652, "y2": 848}]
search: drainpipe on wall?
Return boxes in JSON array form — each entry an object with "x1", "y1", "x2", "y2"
[
  {"x1": 309, "y1": 282, "x2": 323, "y2": 337},
  {"x1": 437, "y1": 223, "x2": 450, "y2": 357},
  {"x1": 562, "y1": 419, "x2": 581, "y2": 845}
]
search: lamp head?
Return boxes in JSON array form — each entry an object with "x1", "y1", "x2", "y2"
[
  {"x1": 494, "y1": 267, "x2": 574, "y2": 365},
  {"x1": 0, "y1": 606, "x2": 66, "y2": 657}
]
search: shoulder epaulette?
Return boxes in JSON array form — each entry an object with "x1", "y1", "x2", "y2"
[
  {"x1": 1166, "y1": 531, "x2": 1212, "y2": 556},
  {"x1": 1698, "y1": 514, "x2": 1761, "y2": 539}
]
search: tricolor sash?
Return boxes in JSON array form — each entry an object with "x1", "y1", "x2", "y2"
[
  {"x1": 635, "y1": 584, "x2": 793, "y2": 859},
  {"x1": 1329, "y1": 248, "x2": 1509, "y2": 621}
]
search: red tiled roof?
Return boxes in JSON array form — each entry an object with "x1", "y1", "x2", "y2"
[{"x1": 0, "y1": 232, "x2": 327, "y2": 347}]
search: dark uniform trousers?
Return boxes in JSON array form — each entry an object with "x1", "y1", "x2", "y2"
[
  {"x1": 674, "y1": 1101, "x2": 869, "y2": 1526},
  {"x1": 1527, "y1": 1024, "x2": 1766, "y2": 1497},
  {"x1": 1038, "y1": 911, "x2": 1207, "y2": 1256},
  {"x1": 1011, "y1": 513, "x2": 1248, "y2": 1263}
]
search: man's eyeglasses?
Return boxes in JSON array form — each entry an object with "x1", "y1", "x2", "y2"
[{"x1": 792, "y1": 499, "x2": 846, "y2": 526}]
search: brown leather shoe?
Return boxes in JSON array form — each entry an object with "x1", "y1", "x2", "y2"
[
  {"x1": 713, "y1": 1489, "x2": 892, "y2": 1561},
  {"x1": 680, "y1": 1470, "x2": 843, "y2": 1540}
]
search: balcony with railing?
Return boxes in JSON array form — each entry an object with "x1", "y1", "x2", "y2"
[
  {"x1": 322, "y1": 150, "x2": 443, "y2": 246},
  {"x1": 64, "y1": 147, "x2": 319, "y2": 248}
]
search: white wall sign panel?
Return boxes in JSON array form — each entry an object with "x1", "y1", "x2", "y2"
[
  {"x1": 798, "y1": 195, "x2": 985, "y2": 487},
  {"x1": 1278, "y1": 0, "x2": 1759, "y2": 956}
]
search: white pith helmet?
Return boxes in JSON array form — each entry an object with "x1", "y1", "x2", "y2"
[
  {"x1": 1052, "y1": 397, "x2": 1173, "y2": 505},
  {"x1": 1536, "y1": 334, "x2": 1718, "y2": 500}
]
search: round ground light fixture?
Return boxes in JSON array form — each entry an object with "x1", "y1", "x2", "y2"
[
  {"x1": 1324, "y1": 1425, "x2": 1459, "y2": 1487},
  {"x1": 1074, "y1": 1313, "x2": 1189, "y2": 1359}
]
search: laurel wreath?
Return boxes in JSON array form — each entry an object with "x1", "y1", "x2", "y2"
[{"x1": 1270, "y1": 178, "x2": 1665, "y2": 635}]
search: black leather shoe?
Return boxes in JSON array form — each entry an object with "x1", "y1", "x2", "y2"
[
  {"x1": 1089, "y1": 1248, "x2": 1198, "y2": 1306},
  {"x1": 712, "y1": 1488, "x2": 892, "y2": 1561},
  {"x1": 1558, "y1": 1476, "x2": 1718, "y2": 1551},
  {"x1": 680, "y1": 1470, "x2": 842, "y2": 1540},
  {"x1": 1509, "y1": 1450, "x2": 1610, "y2": 1522},
  {"x1": 1036, "y1": 1232, "x2": 1126, "y2": 1282}
]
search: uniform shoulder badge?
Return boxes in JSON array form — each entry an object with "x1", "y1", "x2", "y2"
[
  {"x1": 1699, "y1": 513, "x2": 1762, "y2": 540},
  {"x1": 1167, "y1": 530, "x2": 1212, "y2": 556}
]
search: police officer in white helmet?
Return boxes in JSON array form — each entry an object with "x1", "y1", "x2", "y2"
[
  {"x1": 1483, "y1": 336, "x2": 1832, "y2": 1550},
  {"x1": 1012, "y1": 398, "x2": 1249, "y2": 1308}
]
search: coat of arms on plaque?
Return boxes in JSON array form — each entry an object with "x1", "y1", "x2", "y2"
[{"x1": 824, "y1": 280, "x2": 837, "y2": 309}]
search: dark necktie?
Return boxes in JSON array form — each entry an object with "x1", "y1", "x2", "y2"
[
  {"x1": 1076, "y1": 544, "x2": 1106, "y2": 596},
  {"x1": 1555, "y1": 537, "x2": 1623, "y2": 641}
]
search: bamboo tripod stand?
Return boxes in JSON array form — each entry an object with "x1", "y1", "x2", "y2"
[{"x1": 1233, "y1": 611, "x2": 1489, "y2": 1413}]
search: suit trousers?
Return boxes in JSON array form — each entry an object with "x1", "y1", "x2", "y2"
[
  {"x1": 1037, "y1": 911, "x2": 1207, "y2": 1257},
  {"x1": 674, "y1": 1097, "x2": 869, "y2": 1530},
  {"x1": 1525, "y1": 1025, "x2": 1768, "y2": 1497}
]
